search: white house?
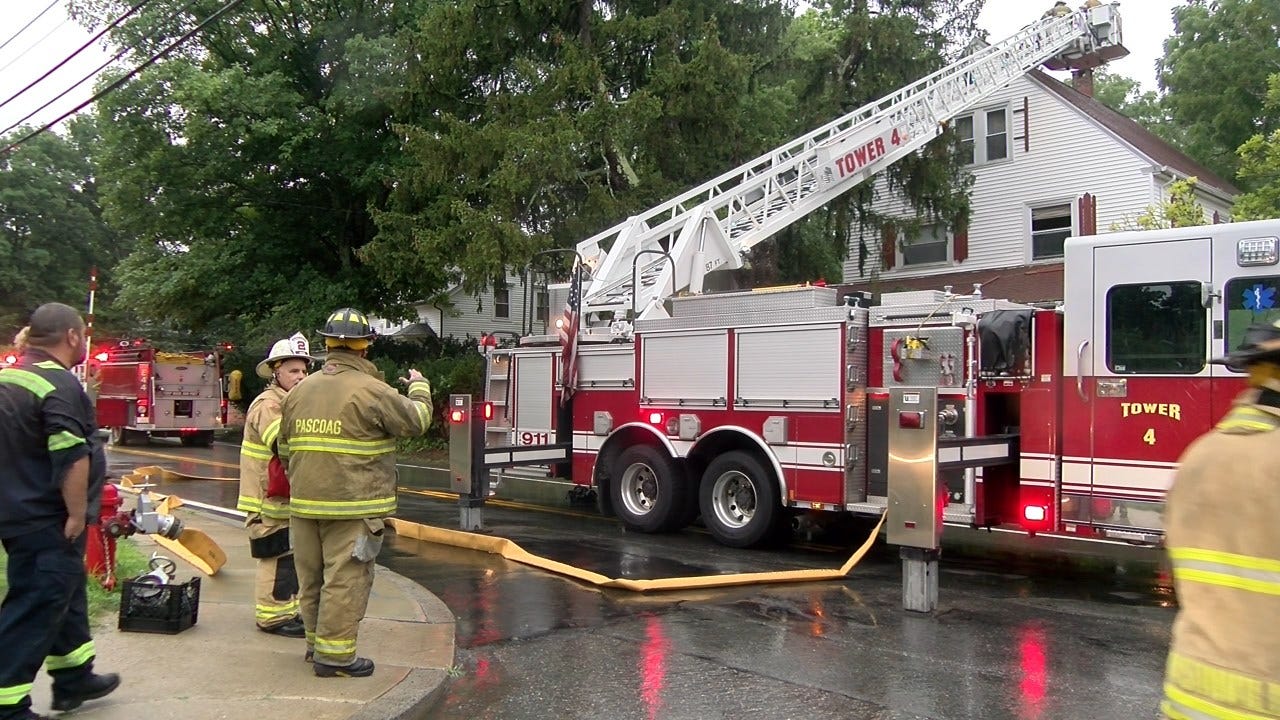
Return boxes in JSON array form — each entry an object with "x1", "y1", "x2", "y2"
[
  {"x1": 838, "y1": 69, "x2": 1239, "y2": 302},
  {"x1": 375, "y1": 273, "x2": 566, "y2": 345}
]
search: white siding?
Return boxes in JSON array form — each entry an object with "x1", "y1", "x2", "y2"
[
  {"x1": 843, "y1": 74, "x2": 1160, "y2": 283},
  {"x1": 429, "y1": 274, "x2": 556, "y2": 342}
]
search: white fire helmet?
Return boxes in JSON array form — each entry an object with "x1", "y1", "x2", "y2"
[{"x1": 255, "y1": 332, "x2": 317, "y2": 379}]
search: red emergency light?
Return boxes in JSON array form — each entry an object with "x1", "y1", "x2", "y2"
[
  {"x1": 1023, "y1": 505, "x2": 1047, "y2": 523},
  {"x1": 3, "y1": 354, "x2": 16, "y2": 365},
  {"x1": 481, "y1": 402, "x2": 494, "y2": 421},
  {"x1": 94, "y1": 351, "x2": 110, "y2": 363},
  {"x1": 646, "y1": 411, "x2": 664, "y2": 426},
  {"x1": 449, "y1": 408, "x2": 466, "y2": 424}
]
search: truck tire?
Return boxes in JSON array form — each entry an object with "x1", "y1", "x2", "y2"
[
  {"x1": 109, "y1": 427, "x2": 127, "y2": 446},
  {"x1": 609, "y1": 444, "x2": 689, "y2": 534},
  {"x1": 699, "y1": 450, "x2": 781, "y2": 548}
]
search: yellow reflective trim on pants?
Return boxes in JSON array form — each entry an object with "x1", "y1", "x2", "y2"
[
  {"x1": 1174, "y1": 568, "x2": 1280, "y2": 596},
  {"x1": 0, "y1": 682, "x2": 33, "y2": 705},
  {"x1": 261, "y1": 418, "x2": 281, "y2": 449},
  {"x1": 1171, "y1": 549, "x2": 1280, "y2": 574},
  {"x1": 288, "y1": 435, "x2": 396, "y2": 456},
  {"x1": 256, "y1": 600, "x2": 299, "y2": 622},
  {"x1": 1163, "y1": 682, "x2": 1277, "y2": 720},
  {"x1": 1165, "y1": 653, "x2": 1280, "y2": 719},
  {"x1": 314, "y1": 637, "x2": 356, "y2": 654},
  {"x1": 45, "y1": 640, "x2": 94, "y2": 671},
  {"x1": 237, "y1": 495, "x2": 264, "y2": 513},
  {"x1": 290, "y1": 496, "x2": 397, "y2": 518}
]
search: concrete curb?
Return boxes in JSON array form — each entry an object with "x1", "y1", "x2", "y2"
[{"x1": 183, "y1": 506, "x2": 456, "y2": 720}]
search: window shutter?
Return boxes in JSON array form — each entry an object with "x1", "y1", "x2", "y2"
[
  {"x1": 1078, "y1": 193, "x2": 1097, "y2": 235},
  {"x1": 953, "y1": 222, "x2": 969, "y2": 264},
  {"x1": 881, "y1": 224, "x2": 897, "y2": 271}
]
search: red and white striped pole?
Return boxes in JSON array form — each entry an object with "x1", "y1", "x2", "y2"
[{"x1": 81, "y1": 266, "x2": 98, "y2": 383}]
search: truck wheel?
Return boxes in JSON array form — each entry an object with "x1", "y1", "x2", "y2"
[
  {"x1": 109, "y1": 427, "x2": 128, "y2": 446},
  {"x1": 610, "y1": 444, "x2": 688, "y2": 533},
  {"x1": 699, "y1": 450, "x2": 780, "y2": 548}
]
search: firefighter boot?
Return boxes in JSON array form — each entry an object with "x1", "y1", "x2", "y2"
[
  {"x1": 314, "y1": 657, "x2": 375, "y2": 678},
  {"x1": 50, "y1": 671, "x2": 120, "y2": 712},
  {"x1": 260, "y1": 616, "x2": 306, "y2": 638}
]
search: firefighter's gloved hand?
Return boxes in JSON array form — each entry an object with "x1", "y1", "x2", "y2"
[{"x1": 400, "y1": 369, "x2": 431, "y2": 398}]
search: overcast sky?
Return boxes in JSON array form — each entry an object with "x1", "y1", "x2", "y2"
[{"x1": 0, "y1": 0, "x2": 1181, "y2": 141}]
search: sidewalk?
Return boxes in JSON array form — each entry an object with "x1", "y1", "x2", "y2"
[{"x1": 30, "y1": 508, "x2": 456, "y2": 720}]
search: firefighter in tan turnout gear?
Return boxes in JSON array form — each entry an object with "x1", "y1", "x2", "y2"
[
  {"x1": 1161, "y1": 319, "x2": 1280, "y2": 719},
  {"x1": 236, "y1": 333, "x2": 316, "y2": 637},
  {"x1": 279, "y1": 308, "x2": 433, "y2": 677}
]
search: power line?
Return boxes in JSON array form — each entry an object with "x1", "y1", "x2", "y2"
[
  {"x1": 0, "y1": 0, "x2": 247, "y2": 155},
  {"x1": 0, "y1": 0, "x2": 204, "y2": 138},
  {"x1": 0, "y1": 0, "x2": 152, "y2": 112},
  {"x1": 0, "y1": 0, "x2": 60, "y2": 55},
  {"x1": 0, "y1": 17, "x2": 71, "y2": 74}
]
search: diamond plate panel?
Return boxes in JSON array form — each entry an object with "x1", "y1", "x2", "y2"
[
  {"x1": 670, "y1": 286, "x2": 839, "y2": 317},
  {"x1": 636, "y1": 305, "x2": 850, "y2": 333},
  {"x1": 880, "y1": 327, "x2": 966, "y2": 388},
  {"x1": 870, "y1": 298, "x2": 1030, "y2": 325}
]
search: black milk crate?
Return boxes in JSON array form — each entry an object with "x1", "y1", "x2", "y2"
[{"x1": 117, "y1": 576, "x2": 201, "y2": 634}]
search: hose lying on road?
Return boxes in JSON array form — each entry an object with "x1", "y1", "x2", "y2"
[{"x1": 385, "y1": 513, "x2": 885, "y2": 593}]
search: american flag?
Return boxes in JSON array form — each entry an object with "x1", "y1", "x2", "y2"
[{"x1": 558, "y1": 260, "x2": 583, "y2": 407}]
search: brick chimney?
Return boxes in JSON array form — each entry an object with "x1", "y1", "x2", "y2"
[{"x1": 1071, "y1": 68, "x2": 1094, "y2": 97}]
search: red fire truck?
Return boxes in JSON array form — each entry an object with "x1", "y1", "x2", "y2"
[
  {"x1": 93, "y1": 340, "x2": 228, "y2": 447},
  {"x1": 467, "y1": 5, "x2": 1280, "y2": 550}
]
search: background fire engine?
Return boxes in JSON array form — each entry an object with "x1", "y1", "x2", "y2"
[{"x1": 92, "y1": 340, "x2": 228, "y2": 447}]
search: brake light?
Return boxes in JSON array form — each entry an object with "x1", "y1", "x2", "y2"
[
  {"x1": 481, "y1": 402, "x2": 494, "y2": 421},
  {"x1": 450, "y1": 408, "x2": 466, "y2": 424},
  {"x1": 1023, "y1": 505, "x2": 1047, "y2": 523},
  {"x1": 3, "y1": 354, "x2": 15, "y2": 365},
  {"x1": 136, "y1": 399, "x2": 150, "y2": 419},
  {"x1": 647, "y1": 411, "x2": 664, "y2": 425}
]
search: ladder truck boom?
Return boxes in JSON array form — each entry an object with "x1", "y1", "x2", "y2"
[{"x1": 574, "y1": 4, "x2": 1125, "y2": 330}]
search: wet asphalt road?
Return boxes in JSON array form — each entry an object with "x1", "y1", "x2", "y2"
[{"x1": 108, "y1": 441, "x2": 1174, "y2": 720}]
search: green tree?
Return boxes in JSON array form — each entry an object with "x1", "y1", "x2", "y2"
[
  {"x1": 0, "y1": 118, "x2": 128, "y2": 338},
  {"x1": 1233, "y1": 73, "x2": 1280, "y2": 221},
  {"x1": 1091, "y1": 70, "x2": 1179, "y2": 144},
  {"x1": 1158, "y1": 0, "x2": 1280, "y2": 187},
  {"x1": 365, "y1": 0, "x2": 804, "y2": 297},
  {"x1": 76, "y1": 0, "x2": 419, "y2": 356}
]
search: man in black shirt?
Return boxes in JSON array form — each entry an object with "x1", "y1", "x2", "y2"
[{"x1": 0, "y1": 303, "x2": 120, "y2": 720}]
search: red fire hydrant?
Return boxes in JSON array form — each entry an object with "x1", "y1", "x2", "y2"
[{"x1": 85, "y1": 483, "x2": 122, "y2": 590}]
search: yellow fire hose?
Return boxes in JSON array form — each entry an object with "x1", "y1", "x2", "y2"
[
  {"x1": 386, "y1": 511, "x2": 885, "y2": 593},
  {"x1": 116, "y1": 465, "x2": 886, "y2": 591}
]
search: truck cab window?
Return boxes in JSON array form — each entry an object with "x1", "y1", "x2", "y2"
[
  {"x1": 1106, "y1": 282, "x2": 1205, "y2": 374},
  {"x1": 1224, "y1": 276, "x2": 1280, "y2": 368}
]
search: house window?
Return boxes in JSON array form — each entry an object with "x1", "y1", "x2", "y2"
[
  {"x1": 985, "y1": 109, "x2": 1008, "y2": 161},
  {"x1": 956, "y1": 116, "x2": 975, "y2": 165},
  {"x1": 1031, "y1": 205, "x2": 1073, "y2": 260},
  {"x1": 901, "y1": 223, "x2": 949, "y2": 266},
  {"x1": 1106, "y1": 282, "x2": 1205, "y2": 374},
  {"x1": 494, "y1": 284, "x2": 510, "y2": 319},
  {"x1": 536, "y1": 290, "x2": 550, "y2": 321},
  {"x1": 955, "y1": 106, "x2": 1010, "y2": 166}
]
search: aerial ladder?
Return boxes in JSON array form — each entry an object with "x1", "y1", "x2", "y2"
[{"x1": 573, "y1": 4, "x2": 1126, "y2": 334}]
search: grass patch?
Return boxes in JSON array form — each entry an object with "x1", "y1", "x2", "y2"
[{"x1": 0, "y1": 537, "x2": 152, "y2": 623}]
